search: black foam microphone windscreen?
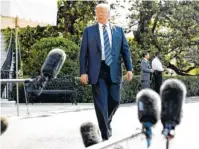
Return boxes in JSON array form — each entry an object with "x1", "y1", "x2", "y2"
[
  {"x1": 80, "y1": 122, "x2": 101, "y2": 147},
  {"x1": 41, "y1": 48, "x2": 66, "y2": 79},
  {"x1": 30, "y1": 48, "x2": 66, "y2": 96},
  {"x1": 160, "y1": 79, "x2": 187, "y2": 127},
  {"x1": 1, "y1": 116, "x2": 8, "y2": 135},
  {"x1": 136, "y1": 88, "x2": 161, "y2": 125}
]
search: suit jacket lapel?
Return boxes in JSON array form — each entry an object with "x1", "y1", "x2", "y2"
[
  {"x1": 110, "y1": 23, "x2": 116, "y2": 54},
  {"x1": 94, "y1": 23, "x2": 101, "y2": 51}
]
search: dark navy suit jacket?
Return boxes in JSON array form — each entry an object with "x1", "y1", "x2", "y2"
[{"x1": 80, "y1": 23, "x2": 133, "y2": 84}]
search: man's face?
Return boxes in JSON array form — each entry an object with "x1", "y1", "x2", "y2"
[
  {"x1": 95, "y1": 7, "x2": 110, "y2": 24},
  {"x1": 146, "y1": 53, "x2": 150, "y2": 60}
]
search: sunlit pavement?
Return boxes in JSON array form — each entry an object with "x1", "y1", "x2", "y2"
[{"x1": 0, "y1": 97, "x2": 199, "y2": 149}]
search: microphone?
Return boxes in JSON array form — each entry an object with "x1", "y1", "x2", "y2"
[
  {"x1": 160, "y1": 79, "x2": 187, "y2": 138},
  {"x1": 80, "y1": 122, "x2": 101, "y2": 147},
  {"x1": 136, "y1": 88, "x2": 161, "y2": 147},
  {"x1": 40, "y1": 48, "x2": 66, "y2": 79},
  {"x1": 26, "y1": 48, "x2": 66, "y2": 96},
  {"x1": 1, "y1": 116, "x2": 8, "y2": 135}
]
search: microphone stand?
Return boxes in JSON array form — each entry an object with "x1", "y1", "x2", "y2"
[
  {"x1": 162, "y1": 123, "x2": 175, "y2": 149},
  {"x1": 142, "y1": 122, "x2": 153, "y2": 148}
]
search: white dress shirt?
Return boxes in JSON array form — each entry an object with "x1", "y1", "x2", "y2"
[
  {"x1": 98, "y1": 22, "x2": 112, "y2": 60},
  {"x1": 152, "y1": 57, "x2": 164, "y2": 71}
]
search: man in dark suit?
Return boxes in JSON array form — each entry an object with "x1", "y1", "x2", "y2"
[
  {"x1": 140, "y1": 52, "x2": 154, "y2": 89},
  {"x1": 80, "y1": 3, "x2": 133, "y2": 141}
]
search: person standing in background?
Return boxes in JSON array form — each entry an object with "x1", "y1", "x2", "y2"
[
  {"x1": 152, "y1": 52, "x2": 165, "y2": 94},
  {"x1": 140, "y1": 51, "x2": 154, "y2": 89}
]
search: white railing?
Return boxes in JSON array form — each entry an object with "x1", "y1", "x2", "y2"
[{"x1": 0, "y1": 78, "x2": 32, "y2": 116}]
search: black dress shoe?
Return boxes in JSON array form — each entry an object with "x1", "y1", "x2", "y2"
[
  {"x1": 102, "y1": 136, "x2": 109, "y2": 141},
  {"x1": 102, "y1": 132, "x2": 109, "y2": 141}
]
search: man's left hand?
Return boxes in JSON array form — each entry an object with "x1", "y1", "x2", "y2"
[{"x1": 126, "y1": 71, "x2": 133, "y2": 81}]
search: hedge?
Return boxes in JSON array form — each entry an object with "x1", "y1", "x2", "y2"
[
  {"x1": 12, "y1": 76, "x2": 199, "y2": 103},
  {"x1": 23, "y1": 37, "x2": 80, "y2": 77}
]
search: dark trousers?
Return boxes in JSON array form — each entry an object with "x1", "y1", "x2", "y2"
[
  {"x1": 153, "y1": 70, "x2": 162, "y2": 94},
  {"x1": 92, "y1": 61, "x2": 120, "y2": 140},
  {"x1": 141, "y1": 80, "x2": 150, "y2": 89}
]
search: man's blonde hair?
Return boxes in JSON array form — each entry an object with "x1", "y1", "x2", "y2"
[{"x1": 95, "y1": 3, "x2": 110, "y2": 12}]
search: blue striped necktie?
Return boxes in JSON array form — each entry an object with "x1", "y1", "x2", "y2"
[{"x1": 103, "y1": 25, "x2": 112, "y2": 66}]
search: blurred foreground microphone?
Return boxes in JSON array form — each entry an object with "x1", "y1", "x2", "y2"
[
  {"x1": 160, "y1": 79, "x2": 187, "y2": 139},
  {"x1": 35, "y1": 48, "x2": 66, "y2": 95},
  {"x1": 80, "y1": 122, "x2": 101, "y2": 147},
  {"x1": 136, "y1": 89, "x2": 161, "y2": 147},
  {"x1": 1, "y1": 116, "x2": 8, "y2": 135},
  {"x1": 41, "y1": 48, "x2": 66, "y2": 79}
]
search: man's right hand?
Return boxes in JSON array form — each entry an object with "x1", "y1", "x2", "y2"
[
  {"x1": 151, "y1": 69, "x2": 154, "y2": 73},
  {"x1": 80, "y1": 74, "x2": 88, "y2": 85}
]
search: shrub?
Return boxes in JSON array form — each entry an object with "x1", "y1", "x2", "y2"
[
  {"x1": 167, "y1": 76, "x2": 199, "y2": 97},
  {"x1": 77, "y1": 75, "x2": 199, "y2": 103},
  {"x1": 23, "y1": 37, "x2": 79, "y2": 77},
  {"x1": 13, "y1": 76, "x2": 199, "y2": 103}
]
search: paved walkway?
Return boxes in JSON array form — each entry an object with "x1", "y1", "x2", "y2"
[
  {"x1": 1, "y1": 96, "x2": 198, "y2": 117},
  {"x1": 1, "y1": 103, "x2": 94, "y2": 117},
  {"x1": 0, "y1": 97, "x2": 199, "y2": 149}
]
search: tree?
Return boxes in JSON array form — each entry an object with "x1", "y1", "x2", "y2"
[
  {"x1": 57, "y1": 0, "x2": 106, "y2": 44},
  {"x1": 128, "y1": 0, "x2": 199, "y2": 75},
  {"x1": 18, "y1": 25, "x2": 59, "y2": 60}
]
